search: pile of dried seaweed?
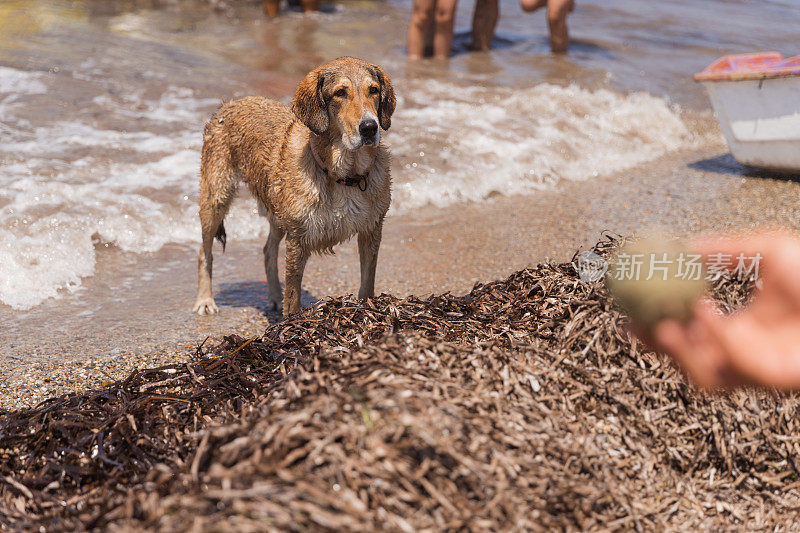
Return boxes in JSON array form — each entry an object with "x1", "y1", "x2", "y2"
[{"x1": 3, "y1": 237, "x2": 800, "y2": 530}]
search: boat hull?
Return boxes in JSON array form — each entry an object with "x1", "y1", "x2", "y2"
[{"x1": 702, "y1": 76, "x2": 800, "y2": 172}]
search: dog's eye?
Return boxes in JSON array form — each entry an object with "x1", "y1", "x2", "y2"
[
  {"x1": 334, "y1": 88, "x2": 347, "y2": 98},
  {"x1": 369, "y1": 86, "x2": 379, "y2": 95}
]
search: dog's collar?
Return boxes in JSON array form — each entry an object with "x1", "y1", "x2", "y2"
[
  {"x1": 310, "y1": 144, "x2": 372, "y2": 192},
  {"x1": 326, "y1": 168, "x2": 369, "y2": 191}
]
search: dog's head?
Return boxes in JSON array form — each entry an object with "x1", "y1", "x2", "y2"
[{"x1": 292, "y1": 57, "x2": 396, "y2": 150}]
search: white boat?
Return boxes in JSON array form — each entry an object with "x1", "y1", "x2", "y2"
[{"x1": 695, "y1": 52, "x2": 800, "y2": 172}]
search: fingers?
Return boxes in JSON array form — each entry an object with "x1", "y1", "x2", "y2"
[
  {"x1": 698, "y1": 310, "x2": 800, "y2": 390},
  {"x1": 655, "y1": 301, "x2": 800, "y2": 390},
  {"x1": 693, "y1": 228, "x2": 797, "y2": 264},
  {"x1": 646, "y1": 228, "x2": 800, "y2": 391},
  {"x1": 695, "y1": 228, "x2": 800, "y2": 309},
  {"x1": 653, "y1": 313, "x2": 731, "y2": 389}
]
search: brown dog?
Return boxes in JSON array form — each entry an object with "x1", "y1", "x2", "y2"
[{"x1": 193, "y1": 57, "x2": 395, "y2": 316}]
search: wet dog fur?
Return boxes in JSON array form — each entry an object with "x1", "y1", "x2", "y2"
[{"x1": 193, "y1": 57, "x2": 395, "y2": 316}]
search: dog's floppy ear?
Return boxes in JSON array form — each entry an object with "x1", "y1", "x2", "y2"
[
  {"x1": 370, "y1": 64, "x2": 396, "y2": 131},
  {"x1": 292, "y1": 69, "x2": 328, "y2": 135}
]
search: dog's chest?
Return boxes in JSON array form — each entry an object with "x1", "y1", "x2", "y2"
[{"x1": 301, "y1": 185, "x2": 377, "y2": 248}]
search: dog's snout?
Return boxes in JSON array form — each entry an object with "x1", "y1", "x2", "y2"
[{"x1": 359, "y1": 119, "x2": 378, "y2": 139}]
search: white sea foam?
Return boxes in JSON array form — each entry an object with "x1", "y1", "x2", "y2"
[
  {"x1": 0, "y1": 67, "x2": 48, "y2": 127},
  {"x1": 0, "y1": 67, "x2": 48, "y2": 95},
  {"x1": 0, "y1": 65, "x2": 700, "y2": 309},
  {"x1": 0, "y1": 69, "x2": 267, "y2": 309},
  {"x1": 389, "y1": 80, "x2": 697, "y2": 210}
]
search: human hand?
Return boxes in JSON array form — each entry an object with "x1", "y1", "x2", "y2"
[{"x1": 653, "y1": 230, "x2": 800, "y2": 389}]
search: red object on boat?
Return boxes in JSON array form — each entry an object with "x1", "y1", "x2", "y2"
[{"x1": 694, "y1": 52, "x2": 800, "y2": 82}]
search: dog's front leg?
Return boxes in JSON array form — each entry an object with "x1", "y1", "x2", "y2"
[
  {"x1": 263, "y1": 223, "x2": 285, "y2": 311},
  {"x1": 358, "y1": 218, "x2": 384, "y2": 300},
  {"x1": 283, "y1": 234, "x2": 309, "y2": 316}
]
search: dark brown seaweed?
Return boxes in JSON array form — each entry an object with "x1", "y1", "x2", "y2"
[{"x1": 2, "y1": 236, "x2": 797, "y2": 531}]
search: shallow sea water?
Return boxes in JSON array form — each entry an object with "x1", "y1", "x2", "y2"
[{"x1": 0, "y1": 0, "x2": 797, "y2": 355}]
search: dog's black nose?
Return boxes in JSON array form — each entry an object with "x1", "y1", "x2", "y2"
[{"x1": 359, "y1": 119, "x2": 378, "y2": 139}]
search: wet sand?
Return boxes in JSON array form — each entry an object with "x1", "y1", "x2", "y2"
[{"x1": 3, "y1": 144, "x2": 800, "y2": 409}]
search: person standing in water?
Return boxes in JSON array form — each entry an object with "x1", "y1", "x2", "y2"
[
  {"x1": 407, "y1": 0, "x2": 459, "y2": 59},
  {"x1": 472, "y1": 0, "x2": 574, "y2": 54},
  {"x1": 264, "y1": 0, "x2": 318, "y2": 17}
]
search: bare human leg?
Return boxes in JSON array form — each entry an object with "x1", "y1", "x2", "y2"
[
  {"x1": 408, "y1": 0, "x2": 436, "y2": 58},
  {"x1": 519, "y1": 0, "x2": 546, "y2": 12},
  {"x1": 470, "y1": 0, "x2": 498, "y2": 51},
  {"x1": 433, "y1": 0, "x2": 458, "y2": 58},
  {"x1": 264, "y1": 0, "x2": 280, "y2": 17},
  {"x1": 300, "y1": 0, "x2": 319, "y2": 12},
  {"x1": 547, "y1": 0, "x2": 573, "y2": 54}
]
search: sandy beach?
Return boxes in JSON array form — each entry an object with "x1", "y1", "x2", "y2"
[{"x1": 4, "y1": 141, "x2": 800, "y2": 409}]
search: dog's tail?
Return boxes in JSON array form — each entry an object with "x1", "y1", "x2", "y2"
[{"x1": 215, "y1": 222, "x2": 227, "y2": 252}]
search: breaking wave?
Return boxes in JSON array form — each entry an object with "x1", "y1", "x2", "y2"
[{"x1": 0, "y1": 67, "x2": 699, "y2": 309}]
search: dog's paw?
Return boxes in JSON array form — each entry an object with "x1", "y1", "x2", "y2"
[
  {"x1": 268, "y1": 297, "x2": 282, "y2": 312},
  {"x1": 193, "y1": 298, "x2": 219, "y2": 315},
  {"x1": 267, "y1": 292, "x2": 282, "y2": 312}
]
